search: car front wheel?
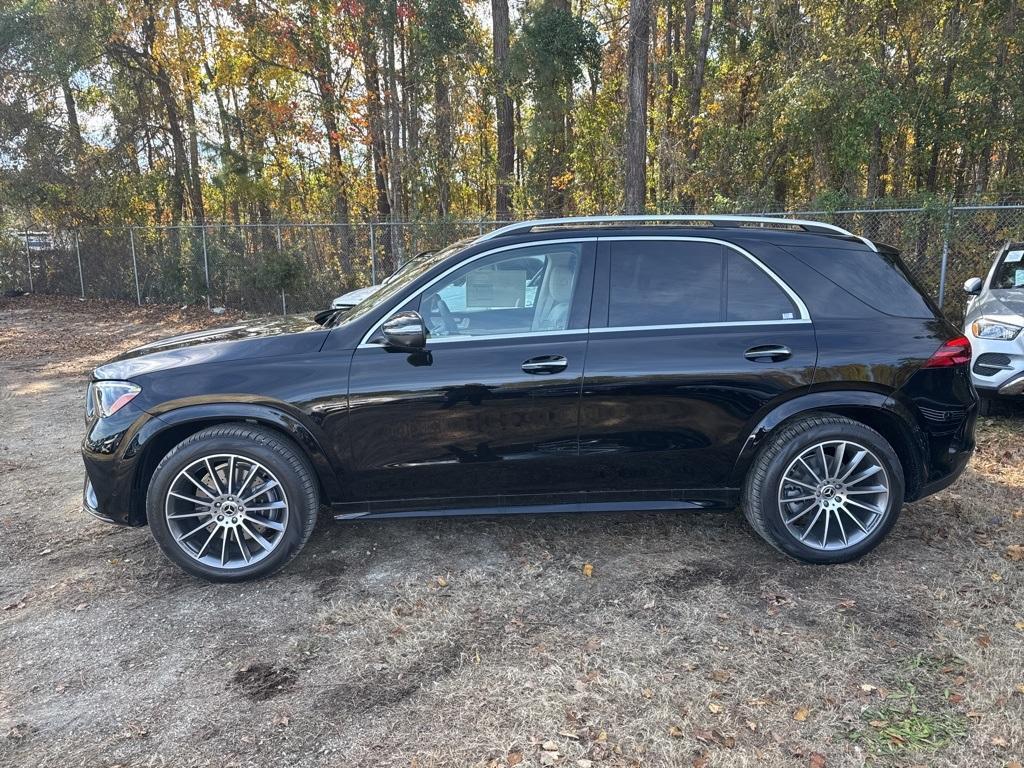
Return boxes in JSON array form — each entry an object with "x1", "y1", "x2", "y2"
[
  {"x1": 147, "y1": 424, "x2": 318, "y2": 582},
  {"x1": 743, "y1": 414, "x2": 905, "y2": 564}
]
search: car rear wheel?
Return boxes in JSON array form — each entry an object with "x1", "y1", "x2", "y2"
[
  {"x1": 743, "y1": 414, "x2": 904, "y2": 564},
  {"x1": 147, "y1": 424, "x2": 318, "y2": 582}
]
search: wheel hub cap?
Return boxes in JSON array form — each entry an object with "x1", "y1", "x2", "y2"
[
  {"x1": 778, "y1": 440, "x2": 890, "y2": 552},
  {"x1": 164, "y1": 454, "x2": 289, "y2": 570}
]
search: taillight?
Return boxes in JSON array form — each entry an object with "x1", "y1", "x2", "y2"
[{"x1": 922, "y1": 335, "x2": 971, "y2": 368}]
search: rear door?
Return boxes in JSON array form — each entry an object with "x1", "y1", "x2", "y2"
[{"x1": 576, "y1": 236, "x2": 817, "y2": 494}]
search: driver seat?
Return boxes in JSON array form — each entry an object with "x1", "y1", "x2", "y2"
[{"x1": 532, "y1": 261, "x2": 575, "y2": 331}]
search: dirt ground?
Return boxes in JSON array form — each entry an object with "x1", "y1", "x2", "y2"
[{"x1": 1, "y1": 294, "x2": 1022, "y2": 768}]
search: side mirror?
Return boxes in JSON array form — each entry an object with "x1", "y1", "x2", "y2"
[
  {"x1": 963, "y1": 277, "x2": 983, "y2": 296},
  {"x1": 381, "y1": 311, "x2": 427, "y2": 350}
]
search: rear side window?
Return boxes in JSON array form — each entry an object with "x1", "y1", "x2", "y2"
[
  {"x1": 607, "y1": 240, "x2": 799, "y2": 327},
  {"x1": 785, "y1": 246, "x2": 936, "y2": 318},
  {"x1": 725, "y1": 251, "x2": 798, "y2": 321}
]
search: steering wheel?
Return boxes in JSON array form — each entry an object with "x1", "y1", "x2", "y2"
[{"x1": 423, "y1": 293, "x2": 457, "y2": 335}]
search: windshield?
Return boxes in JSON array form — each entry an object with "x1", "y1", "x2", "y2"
[
  {"x1": 329, "y1": 237, "x2": 476, "y2": 327},
  {"x1": 992, "y1": 247, "x2": 1024, "y2": 289}
]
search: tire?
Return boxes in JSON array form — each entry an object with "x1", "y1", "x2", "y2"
[
  {"x1": 743, "y1": 413, "x2": 905, "y2": 564},
  {"x1": 147, "y1": 423, "x2": 319, "y2": 582}
]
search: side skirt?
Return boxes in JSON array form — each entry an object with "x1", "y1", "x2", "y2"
[{"x1": 332, "y1": 490, "x2": 740, "y2": 521}]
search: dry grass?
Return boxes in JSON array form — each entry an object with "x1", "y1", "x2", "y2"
[{"x1": 1, "y1": 295, "x2": 1022, "y2": 768}]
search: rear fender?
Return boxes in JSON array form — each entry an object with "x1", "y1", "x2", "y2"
[{"x1": 731, "y1": 390, "x2": 927, "y2": 495}]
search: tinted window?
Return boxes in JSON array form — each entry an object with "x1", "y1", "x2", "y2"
[
  {"x1": 785, "y1": 245, "x2": 936, "y2": 318},
  {"x1": 421, "y1": 244, "x2": 582, "y2": 338},
  {"x1": 607, "y1": 241, "x2": 798, "y2": 326},
  {"x1": 608, "y1": 241, "x2": 723, "y2": 326},
  {"x1": 726, "y1": 251, "x2": 798, "y2": 321}
]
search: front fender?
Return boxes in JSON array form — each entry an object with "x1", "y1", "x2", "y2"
[
  {"x1": 131, "y1": 401, "x2": 344, "y2": 503},
  {"x1": 730, "y1": 389, "x2": 927, "y2": 489}
]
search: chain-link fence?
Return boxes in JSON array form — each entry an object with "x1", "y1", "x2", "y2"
[{"x1": 2, "y1": 205, "x2": 1022, "y2": 319}]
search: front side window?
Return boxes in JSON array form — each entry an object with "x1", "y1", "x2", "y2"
[
  {"x1": 420, "y1": 244, "x2": 583, "y2": 338},
  {"x1": 607, "y1": 240, "x2": 798, "y2": 327}
]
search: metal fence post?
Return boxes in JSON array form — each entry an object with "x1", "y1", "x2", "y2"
[
  {"x1": 23, "y1": 229, "x2": 33, "y2": 292},
  {"x1": 369, "y1": 223, "x2": 377, "y2": 284},
  {"x1": 276, "y1": 224, "x2": 286, "y2": 315},
  {"x1": 201, "y1": 224, "x2": 211, "y2": 309},
  {"x1": 937, "y1": 202, "x2": 952, "y2": 309},
  {"x1": 74, "y1": 230, "x2": 85, "y2": 299},
  {"x1": 129, "y1": 226, "x2": 142, "y2": 305}
]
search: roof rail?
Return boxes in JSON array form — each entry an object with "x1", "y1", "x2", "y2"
[{"x1": 476, "y1": 215, "x2": 877, "y2": 251}]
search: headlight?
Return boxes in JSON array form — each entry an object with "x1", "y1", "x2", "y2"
[
  {"x1": 971, "y1": 319, "x2": 1022, "y2": 341},
  {"x1": 89, "y1": 381, "x2": 141, "y2": 418}
]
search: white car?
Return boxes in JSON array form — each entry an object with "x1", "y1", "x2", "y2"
[
  {"x1": 963, "y1": 241, "x2": 1024, "y2": 414},
  {"x1": 331, "y1": 251, "x2": 435, "y2": 310},
  {"x1": 331, "y1": 284, "x2": 378, "y2": 310}
]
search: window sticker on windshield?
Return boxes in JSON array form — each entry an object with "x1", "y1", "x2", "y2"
[
  {"x1": 782, "y1": 312, "x2": 794, "y2": 319},
  {"x1": 1006, "y1": 249, "x2": 1024, "y2": 263}
]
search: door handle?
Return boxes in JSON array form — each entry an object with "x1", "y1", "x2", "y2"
[
  {"x1": 522, "y1": 355, "x2": 568, "y2": 374},
  {"x1": 744, "y1": 345, "x2": 792, "y2": 363}
]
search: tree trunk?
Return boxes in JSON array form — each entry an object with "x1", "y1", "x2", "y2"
[
  {"x1": 624, "y1": 0, "x2": 650, "y2": 213},
  {"x1": 360, "y1": 24, "x2": 393, "y2": 265},
  {"x1": 434, "y1": 71, "x2": 453, "y2": 218},
  {"x1": 686, "y1": 0, "x2": 713, "y2": 163},
  {"x1": 492, "y1": 0, "x2": 514, "y2": 219},
  {"x1": 62, "y1": 79, "x2": 83, "y2": 160},
  {"x1": 172, "y1": 0, "x2": 205, "y2": 223}
]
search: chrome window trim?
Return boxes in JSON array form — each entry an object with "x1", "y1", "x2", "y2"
[
  {"x1": 600, "y1": 235, "x2": 811, "y2": 322},
  {"x1": 590, "y1": 319, "x2": 811, "y2": 334},
  {"x1": 358, "y1": 237, "x2": 598, "y2": 348},
  {"x1": 357, "y1": 234, "x2": 812, "y2": 349},
  {"x1": 427, "y1": 329, "x2": 588, "y2": 344}
]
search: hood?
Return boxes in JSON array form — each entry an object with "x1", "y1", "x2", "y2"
[
  {"x1": 332, "y1": 284, "x2": 378, "y2": 308},
  {"x1": 93, "y1": 314, "x2": 329, "y2": 381},
  {"x1": 973, "y1": 288, "x2": 1024, "y2": 321}
]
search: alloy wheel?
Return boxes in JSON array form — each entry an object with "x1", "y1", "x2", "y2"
[
  {"x1": 777, "y1": 440, "x2": 890, "y2": 551},
  {"x1": 164, "y1": 453, "x2": 289, "y2": 569}
]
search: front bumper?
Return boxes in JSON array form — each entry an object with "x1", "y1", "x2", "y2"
[
  {"x1": 969, "y1": 332, "x2": 1024, "y2": 396},
  {"x1": 81, "y1": 401, "x2": 154, "y2": 526},
  {"x1": 82, "y1": 476, "x2": 119, "y2": 524}
]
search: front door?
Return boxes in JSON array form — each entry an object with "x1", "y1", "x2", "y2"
[
  {"x1": 344, "y1": 239, "x2": 596, "y2": 510},
  {"x1": 576, "y1": 236, "x2": 817, "y2": 495}
]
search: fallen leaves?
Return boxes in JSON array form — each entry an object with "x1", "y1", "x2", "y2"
[
  {"x1": 581, "y1": 562, "x2": 594, "y2": 578},
  {"x1": 808, "y1": 752, "x2": 827, "y2": 768},
  {"x1": 793, "y1": 707, "x2": 810, "y2": 722},
  {"x1": 1006, "y1": 544, "x2": 1024, "y2": 561},
  {"x1": 693, "y1": 727, "x2": 736, "y2": 748}
]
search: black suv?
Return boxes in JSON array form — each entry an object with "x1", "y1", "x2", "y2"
[{"x1": 82, "y1": 216, "x2": 977, "y2": 581}]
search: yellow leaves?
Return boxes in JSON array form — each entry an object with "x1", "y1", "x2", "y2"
[
  {"x1": 1005, "y1": 544, "x2": 1024, "y2": 561},
  {"x1": 707, "y1": 701, "x2": 723, "y2": 714},
  {"x1": 434, "y1": 574, "x2": 448, "y2": 588},
  {"x1": 552, "y1": 171, "x2": 574, "y2": 191},
  {"x1": 581, "y1": 562, "x2": 594, "y2": 578},
  {"x1": 793, "y1": 707, "x2": 810, "y2": 722},
  {"x1": 668, "y1": 724, "x2": 685, "y2": 737}
]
